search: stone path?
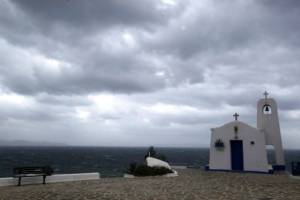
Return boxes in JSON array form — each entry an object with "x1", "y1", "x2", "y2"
[{"x1": 0, "y1": 169, "x2": 300, "y2": 200}]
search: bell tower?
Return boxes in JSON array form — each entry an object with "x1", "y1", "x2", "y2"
[{"x1": 257, "y1": 91, "x2": 285, "y2": 169}]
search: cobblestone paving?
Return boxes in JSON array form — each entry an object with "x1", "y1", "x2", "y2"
[{"x1": 0, "y1": 169, "x2": 300, "y2": 200}]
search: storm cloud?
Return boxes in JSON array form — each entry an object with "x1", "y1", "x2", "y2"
[{"x1": 0, "y1": 0, "x2": 300, "y2": 148}]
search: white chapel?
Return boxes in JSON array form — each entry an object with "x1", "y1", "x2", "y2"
[{"x1": 208, "y1": 92, "x2": 285, "y2": 173}]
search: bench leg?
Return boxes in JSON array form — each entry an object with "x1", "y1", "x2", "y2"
[
  {"x1": 18, "y1": 177, "x2": 21, "y2": 186},
  {"x1": 43, "y1": 175, "x2": 46, "y2": 184}
]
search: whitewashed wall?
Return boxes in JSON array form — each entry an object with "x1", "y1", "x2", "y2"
[
  {"x1": 209, "y1": 121, "x2": 269, "y2": 172},
  {"x1": 257, "y1": 98, "x2": 285, "y2": 166}
]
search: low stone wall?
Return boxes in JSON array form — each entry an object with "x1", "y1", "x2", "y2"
[{"x1": 0, "y1": 172, "x2": 100, "y2": 187}]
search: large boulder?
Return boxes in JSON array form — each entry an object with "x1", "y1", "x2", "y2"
[{"x1": 146, "y1": 157, "x2": 171, "y2": 170}]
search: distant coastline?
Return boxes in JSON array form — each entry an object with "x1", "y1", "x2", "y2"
[{"x1": 0, "y1": 140, "x2": 67, "y2": 147}]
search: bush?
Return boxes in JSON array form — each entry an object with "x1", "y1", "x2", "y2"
[
  {"x1": 128, "y1": 162, "x2": 137, "y2": 174},
  {"x1": 131, "y1": 164, "x2": 173, "y2": 177},
  {"x1": 127, "y1": 146, "x2": 171, "y2": 176}
]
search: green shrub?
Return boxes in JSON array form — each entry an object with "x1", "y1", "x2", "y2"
[
  {"x1": 127, "y1": 146, "x2": 171, "y2": 176},
  {"x1": 131, "y1": 164, "x2": 172, "y2": 176},
  {"x1": 128, "y1": 162, "x2": 137, "y2": 174}
]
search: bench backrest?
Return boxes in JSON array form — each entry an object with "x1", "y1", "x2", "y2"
[{"x1": 13, "y1": 166, "x2": 53, "y2": 175}]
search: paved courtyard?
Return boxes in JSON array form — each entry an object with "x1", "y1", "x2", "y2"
[{"x1": 0, "y1": 169, "x2": 299, "y2": 200}]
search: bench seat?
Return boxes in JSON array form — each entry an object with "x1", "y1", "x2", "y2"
[{"x1": 13, "y1": 166, "x2": 53, "y2": 186}]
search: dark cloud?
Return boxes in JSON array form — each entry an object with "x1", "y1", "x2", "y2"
[
  {"x1": 143, "y1": 0, "x2": 300, "y2": 62},
  {"x1": 11, "y1": 0, "x2": 169, "y2": 29},
  {"x1": 0, "y1": 32, "x2": 167, "y2": 95},
  {"x1": 0, "y1": 0, "x2": 299, "y2": 147},
  {"x1": 0, "y1": 0, "x2": 178, "y2": 95},
  {"x1": 2, "y1": 0, "x2": 178, "y2": 49}
]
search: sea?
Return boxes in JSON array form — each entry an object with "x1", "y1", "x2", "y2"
[{"x1": 0, "y1": 147, "x2": 299, "y2": 178}]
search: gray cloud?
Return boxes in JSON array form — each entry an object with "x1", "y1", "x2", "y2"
[
  {"x1": 0, "y1": 0, "x2": 299, "y2": 148},
  {"x1": 11, "y1": 0, "x2": 170, "y2": 29}
]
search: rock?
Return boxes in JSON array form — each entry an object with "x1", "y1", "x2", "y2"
[
  {"x1": 165, "y1": 170, "x2": 178, "y2": 177},
  {"x1": 146, "y1": 157, "x2": 171, "y2": 170},
  {"x1": 123, "y1": 173, "x2": 135, "y2": 178}
]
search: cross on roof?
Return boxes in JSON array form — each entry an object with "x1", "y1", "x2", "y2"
[
  {"x1": 233, "y1": 113, "x2": 239, "y2": 121},
  {"x1": 263, "y1": 91, "x2": 269, "y2": 99}
]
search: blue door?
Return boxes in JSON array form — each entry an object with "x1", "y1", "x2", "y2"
[{"x1": 230, "y1": 140, "x2": 244, "y2": 171}]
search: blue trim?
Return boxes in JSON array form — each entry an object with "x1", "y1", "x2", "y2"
[
  {"x1": 204, "y1": 165, "x2": 209, "y2": 171},
  {"x1": 230, "y1": 140, "x2": 244, "y2": 170},
  {"x1": 205, "y1": 166, "x2": 273, "y2": 174},
  {"x1": 272, "y1": 165, "x2": 285, "y2": 171}
]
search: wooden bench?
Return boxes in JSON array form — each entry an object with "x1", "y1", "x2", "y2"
[{"x1": 13, "y1": 166, "x2": 53, "y2": 186}]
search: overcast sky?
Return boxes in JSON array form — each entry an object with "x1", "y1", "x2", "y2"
[{"x1": 0, "y1": 0, "x2": 299, "y2": 148}]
